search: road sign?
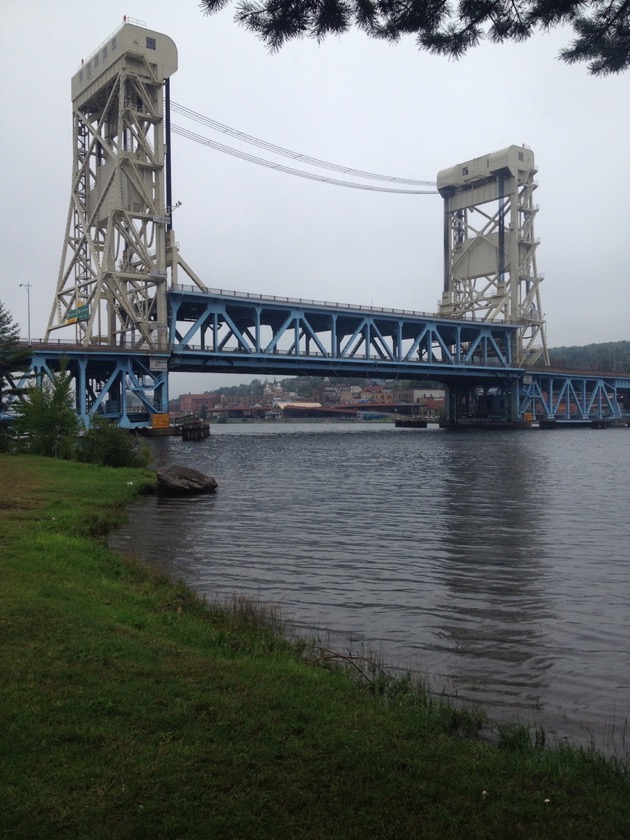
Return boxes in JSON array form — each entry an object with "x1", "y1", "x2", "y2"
[{"x1": 67, "y1": 304, "x2": 90, "y2": 324}]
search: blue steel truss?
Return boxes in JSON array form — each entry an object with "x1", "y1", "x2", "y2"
[
  {"x1": 521, "y1": 371, "x2": 630, "y2": 423},
  {"x1": 13, "y1": 289, "x2": 629, "y2": 428},
  {"x1": 19, "y1": 346, "x2": 169, "y2": 429},
  {"x1": 167, "y1": 286, "x2": 520, "y2": 381}
]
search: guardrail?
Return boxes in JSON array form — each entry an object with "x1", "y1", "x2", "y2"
[
  {"x1": 170, "y1": 284, "x2": 481, "y2": 322},
  {"x1": 18, "y1": 340, "x2": 157, "y2": 354}
]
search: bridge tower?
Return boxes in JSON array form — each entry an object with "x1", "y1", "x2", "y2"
[
  {"x1": 46, "y1": 20, "x2": 202, "y2": 350},
  {"x1": 437, "y1": 146, "x2": 549, "y2": 368}
]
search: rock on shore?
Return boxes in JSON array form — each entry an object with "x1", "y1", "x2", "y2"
[{"x1": 156, "y1": 465, "x2": 218, "y2": 496}]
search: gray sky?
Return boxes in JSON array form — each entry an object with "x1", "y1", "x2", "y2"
[{"x1": 2, "y1": 0, "x2": 628, "y2": 396}]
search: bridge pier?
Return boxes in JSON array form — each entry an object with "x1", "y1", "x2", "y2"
[{"x1": 442, "y1": 379, "x2": 528, "y2": 429}]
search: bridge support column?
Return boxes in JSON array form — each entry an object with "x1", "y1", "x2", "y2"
[
  {"x1": 437, "y1": 146, "x2": 548, "y2": 367},
  {"x1": 442, "y1": 380, "x2": 523, "y2": 428},
  {"x1": 45, "y1": 22, "x2": 188, "y2": 352},
  {"x1": 76, "y1": 357, "x2": 88, "y2": 427}
]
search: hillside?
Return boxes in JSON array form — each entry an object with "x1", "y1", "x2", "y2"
[{"x1": 547, "y1": 340, "x2": 629, "y2": 372}]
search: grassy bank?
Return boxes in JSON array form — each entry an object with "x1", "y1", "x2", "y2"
[{"x1": 1, "y1": 454, "x2": 628, "y2": 839}]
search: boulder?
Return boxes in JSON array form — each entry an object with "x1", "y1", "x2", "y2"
[{"x1": 156, "y1": 465, "x2": 218, "y2": 496}]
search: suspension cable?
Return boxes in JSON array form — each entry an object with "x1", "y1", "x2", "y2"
[
  {"x1": 171, "y1": 101, "x2": 436, "y2": 188},
  {"x1": 171, "y1": 124, "x2": 438, "y2": 194}
]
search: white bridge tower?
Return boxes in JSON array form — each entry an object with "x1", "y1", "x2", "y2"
[
  {"x1": 46, "y1": 20, "x2": 205, "y2": 350},
  {"x1": 437, "y1": 146, "x2": 549, "y2": 367}
]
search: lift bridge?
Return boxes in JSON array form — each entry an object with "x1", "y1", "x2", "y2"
[{"x1": 21, "y1": 21, "x2": 630, "y2": 428}]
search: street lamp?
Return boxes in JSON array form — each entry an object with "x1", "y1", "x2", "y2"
[{"x1": 19, "y1": 282, "x2": 31, "y2": 344}]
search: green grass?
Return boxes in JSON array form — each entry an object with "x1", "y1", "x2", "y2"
[{"x1": 1, "y1": 454, "x2": 629, "y2": 839}]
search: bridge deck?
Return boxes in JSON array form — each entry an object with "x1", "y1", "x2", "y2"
[
  {"x1": 13, "y1": 287, "x2": 629, "y2": 427},
  {"x1": 168, "y1": 285, "x2": 520, "y2": 380}
]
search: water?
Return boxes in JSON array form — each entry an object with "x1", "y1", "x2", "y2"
[{"x1": 110, "y1": 422, "x2": 630, "y2": 756}]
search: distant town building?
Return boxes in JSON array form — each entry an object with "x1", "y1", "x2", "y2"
[
  {"x1": 396, "y1": 389, "x2": 445, "y2": 404},
  {"x1": 269, "y1": 400, "x2": 323, "y2": 419},
  {"x1": 178, "y1": 392, "x2": 220, "y2": 414},
  {"x1": 169, "y1": 382, "x2": 446, "y2": 419}
]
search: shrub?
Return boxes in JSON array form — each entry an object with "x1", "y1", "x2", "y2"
[
  {"x1": 13, "y1": 366, "x2": 79, "y2": 458},
  {"x1": 78, "y1": 417, "x2": 151, "y2": 468}
]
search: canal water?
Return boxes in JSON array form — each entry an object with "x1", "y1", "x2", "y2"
[{"x1": 109, "y1": 422, "x2": 630, "y2": 757}]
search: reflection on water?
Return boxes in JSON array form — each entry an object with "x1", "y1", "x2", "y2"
[
  {"x1": 110, "y1": 423, "x2": 630, "y2": 756},
  {"x1": 434, "y1": 436, "x2": 553, "y2": 715}
]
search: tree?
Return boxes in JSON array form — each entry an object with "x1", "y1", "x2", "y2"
[
  {"x1": 14, "y1": 365, "x2": 79, "y2": 458},
  {"x1": 548, "y1": 340, "x2": 630, "y2": 371},
  {"x1": 200, "y1": 0, "x2": 630, "y2": 75},
  {"x1": 0, "y1": 301, "x2": 30, "y2": 450},
  {"x1": 0, "y1": 301, "x2": 27, "y2": 412}
]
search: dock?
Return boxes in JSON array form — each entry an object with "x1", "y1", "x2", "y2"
[{"x1": 181, "y1": 420, "x2": 210, "y2": 441}]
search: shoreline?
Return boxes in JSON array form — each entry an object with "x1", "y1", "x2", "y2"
[
  {"x1": 1, "y1": 454, "x2": 629, "y2": 838},
  {"x1": 112, "y1": 459, "x2": 629, "y2": 763}
]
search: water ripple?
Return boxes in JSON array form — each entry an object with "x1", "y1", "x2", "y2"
[{"x1": 111, "y1": 423, "x2": 630, "y2": 756}]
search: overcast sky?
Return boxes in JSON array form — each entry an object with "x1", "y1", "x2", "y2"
[{"x1": 2, "y1": 0, "x2": 628, "y2": 395}]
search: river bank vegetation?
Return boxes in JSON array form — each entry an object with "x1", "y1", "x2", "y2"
[{"x1": 1, "y1": 454, "x2": 629, "y2": 839}]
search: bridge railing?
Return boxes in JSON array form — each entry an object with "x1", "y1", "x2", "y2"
[
  {"x1": 170, "y1": 283, "x2": 478, "y2": 321},
  {"x1": 529, "y1": 364, "x2": 628, "y2": 377},
  {"x1": 20, "y1": 339, "x2": 155, "y2": 354}
]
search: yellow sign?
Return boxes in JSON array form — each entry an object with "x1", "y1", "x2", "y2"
[{"x1": 151, "y1": 413, "x2": 170, "y2": 429}]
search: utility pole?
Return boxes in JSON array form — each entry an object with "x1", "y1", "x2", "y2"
[{"x1": 19, "y1": 282, "x2": 31, "y2": 343}]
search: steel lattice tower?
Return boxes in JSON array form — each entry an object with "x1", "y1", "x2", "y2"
[
  {"x1": 46, "y1": 20, "x2": 205, "y2": 350},
  {"x1": 437, "y1": 146, "x2": 549, "y2": 367}
]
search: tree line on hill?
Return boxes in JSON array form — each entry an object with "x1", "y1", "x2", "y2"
[{"x1": 548, "y1": 341, "x2": 629, "y2": 372}]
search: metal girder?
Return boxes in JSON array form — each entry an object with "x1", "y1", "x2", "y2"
[
  {"x1": 437, "y1": 146, "x2": 549, "y2": 368},
  {"x1": 46, "y1": 22, "x2": 178, "y2": 351},
  {"x1": 520, "y1": 372, "x2": 630, "y2": 422},
  {"x1": 167, "y1": 286, "x2": 519, "y2": 380},
  {"x1": 20, "y1": 348, "x2": 169, "y2": 428},
  {"x1": 11, "y1": 332, "x2": 628, "y2": 428}
]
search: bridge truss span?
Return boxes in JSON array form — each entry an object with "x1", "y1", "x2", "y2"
[
  {"x1": 23, "y1": 345, "x2": 169, "y2": 428},
  {"x1": 167, "y1": 286, "x2": 521, "y2": 380},
  {"x1": 522, "y1": 371, "x2": 630, "y2": 425}
]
